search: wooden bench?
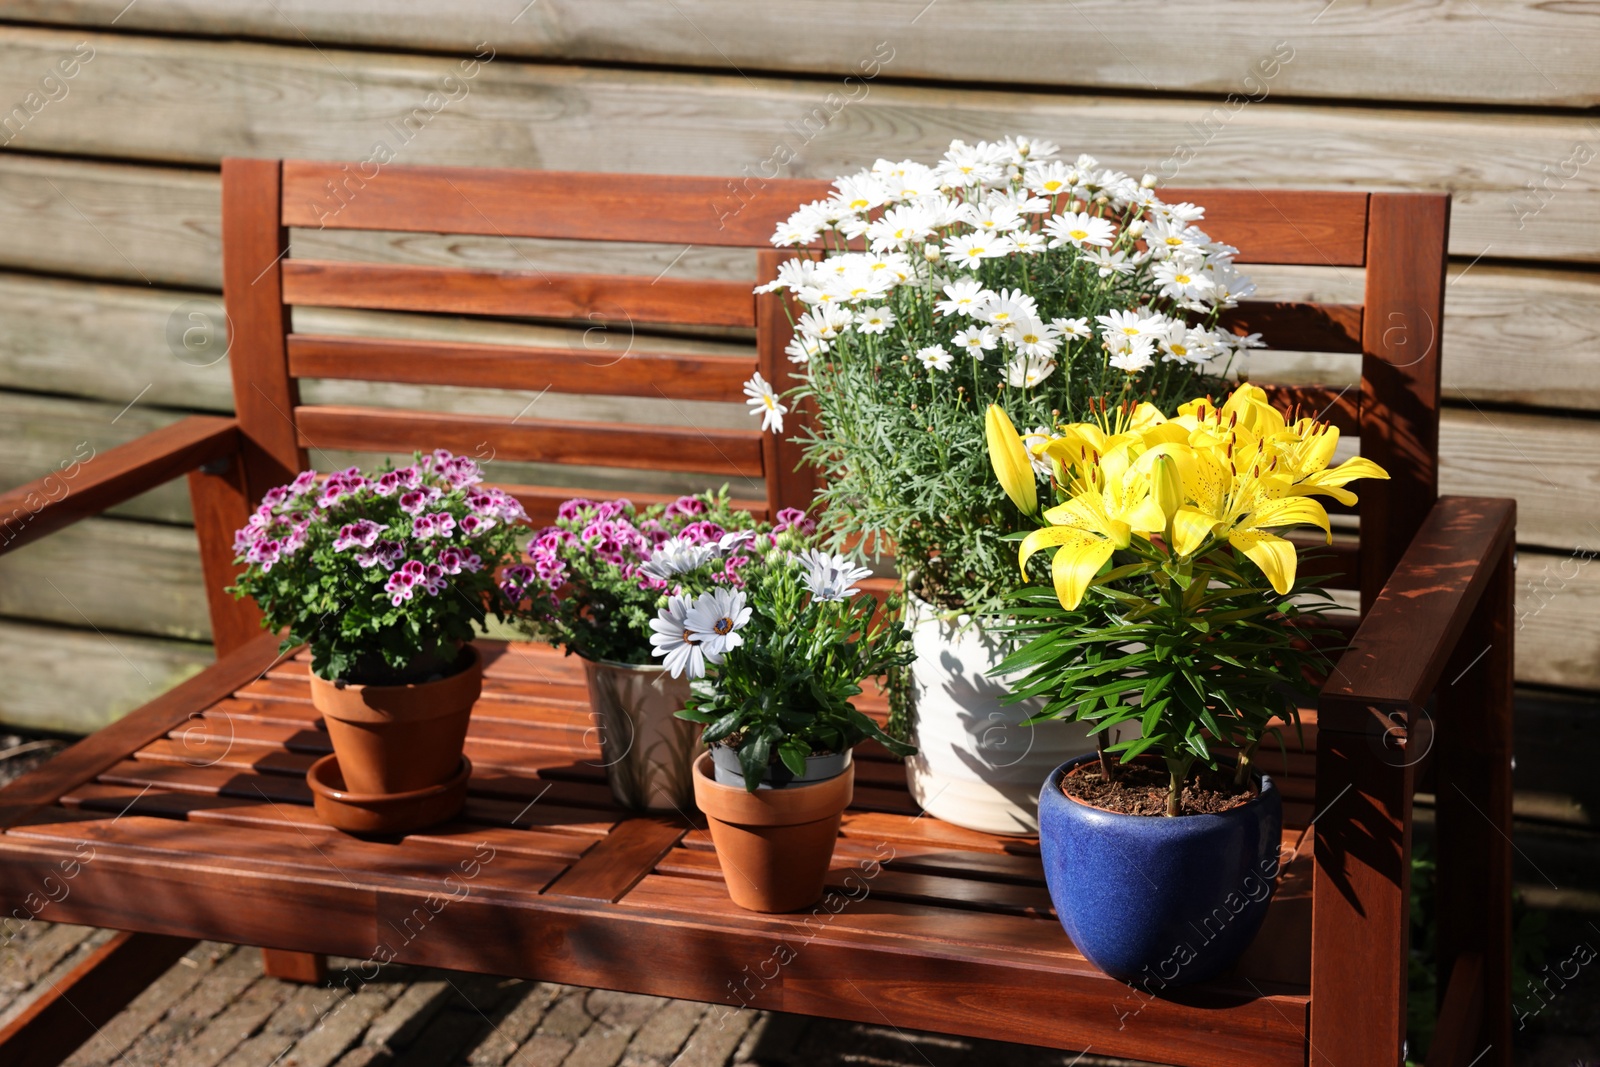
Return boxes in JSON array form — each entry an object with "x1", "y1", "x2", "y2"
[{"x1": 0, "y1": 160, "x2": 1512, "y2": 1067}]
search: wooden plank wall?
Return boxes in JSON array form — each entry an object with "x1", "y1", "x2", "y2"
[{"x1": 0, "y1": 3, "x2": 1597, "y2": 732}]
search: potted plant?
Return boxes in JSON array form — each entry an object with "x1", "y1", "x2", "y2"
[
  {"x1": 986, "y1": 383, "x2": 1387, "y2": 984},
  {"x1": 750, "y1": 136, "x2": 1262, "y2": 834},
  {"x1": 504, "y1": 491, "x2": 786, "y2": 811},
  {"x1": 229, "y1": 451, "x2": 530, "y2": 833},
  {"x1": 657, "y1": 539, "x2": 915, "y2": 912}
]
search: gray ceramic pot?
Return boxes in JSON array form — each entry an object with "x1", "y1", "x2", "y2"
[
  {"x1": 710, "y1": 744, "x2": 852, "y2": 790},
  {"x1": 580, "y1": 656, "x2": 699, "y2": 811}
]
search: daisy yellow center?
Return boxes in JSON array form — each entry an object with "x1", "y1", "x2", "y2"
[
  {"x1": 1171, "y1": 343, "x2": 1188, "y2": 356},
  {"x1": 1069, "y1": 229, "x2": 1089, "y2": 240},
  {"x1": 1022, "y1": 332, "x2": 1040, "y2": 344},
  {"x1": 1121, "y1": 326, "x2": 1140, "y2": 336},
  {"x1": 1174, "y1": 273, "x2": 1192, "y2": 284},
  {"x1": 850, "y1": 198, "x2": 870, "y2": 210},
  {"x1": 1043, "y1": 181, "x2": 1064, "y2": 192},
  {"x1": 762, "y1": 396, "x2": 778, "y2": 411},
  {"x1": 1165, "y1": 236, "x2": 1183, "y2": 246}
]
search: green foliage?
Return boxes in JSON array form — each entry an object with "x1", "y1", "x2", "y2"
[
  {"x1": 675, "y1": 548, "x2": 916, "y2": 791},
  {"x1": 996, "y1": 545, "x2": 1338, "y2": 812},
  {"x1": 227, "y1": 454, "x2": 529, "y2": 683}
]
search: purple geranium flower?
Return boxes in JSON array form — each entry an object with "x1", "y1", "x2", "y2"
[{"x1": 332, "y1": 519, "x2": 387, "y2": 552}]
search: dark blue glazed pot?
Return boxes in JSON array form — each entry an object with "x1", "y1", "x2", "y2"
[{"x1": 1038, "y1": 754, "x2": 1283, "y2": 988}]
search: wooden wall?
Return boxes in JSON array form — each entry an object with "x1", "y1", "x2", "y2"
[{"x1": 0, "y1": 2, "x2": 1597, "y2": 732}]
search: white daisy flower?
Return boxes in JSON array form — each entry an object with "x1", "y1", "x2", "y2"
[
  {"x1": 1109, "y1": 347, "x2": 1155, "y2": 373},
  {"x1": 1025, "y1": 160, "x2": 1076, "y2": 198},
  {"x1": 960, "y1": 201, "x2": 1024, "y2": 234},
  {"x1": 650, "y1": 595, "x2": 706, "y2": 679},
  {"x1": 1155, "y1": 201, "x2": 1207, "y2": 225},
  {"x1": 1021, "y1": 426, "x2": 1060, "y2": 477},
  {"x1": 855, "y1": 306, "x2": 897, "y2": 335},
  {"x1": 1096, "y1": 309, "x2": 1164, "y2": 352},
  {"x1": 685, "y1": 587, "x2": 752, "y2": 664},
  {"x1": 952, "y1": 325, "x2": 998, "y2": 357},
  {"x1": 1043, "y1": 211, "x2": 1116, "y2": 250},
  {"x1": 1005, "y1": 353, "x2": 1057, "y2": 388},
  {"x1": 1011, "y1": 317, "x2": 1061, "y2": 358},
  {"x1": 1153, "y1": 259, "x2": 1215, "y2": 302},
  {"x1": 798, "y1": 549, "x2": 874, "y2": 602},
  {"x1": 1010, "y1": 231, "x2": 1048, "y2": 255},
  {"x1": 982, "y1": 288, "x2": 1040, "y2": 332},
  {"x1": 1084, "y1": 248, "x2": 1135, "y2": 277},
  {"x1": 831, "y1": 173, "x2": 889, "y2": 214},
  {"x1": 1051, "y1": 316, "x2": 1092, "y2": 340},
  {"x1": 785, "y1": 335, "x2": 826, "y2": 364},
  {"x1": 796, "y1": 305, "x2": 854, "y2": 340},
  {"x1": 1144, "y1": 217, "x2": 1205, "y2": 259},
  {"x1": 641, "y1": 537, "x2": 715, "y2": 581},
  {"x1": 934, "y1": 279, "x2": 994, "y2": 318},
  {"x1": 916, "y1": 344, "x2": 955, "y2": 372},
  {"x1": 743, "y1": 372, "x2": 787, "y2": 434},
  {"x1": 941, "y1": 232, "x2": 1012, "y2": 269}
]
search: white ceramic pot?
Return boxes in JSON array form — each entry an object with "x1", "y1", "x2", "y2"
[
  {"x1": 903, "y1": 593, "x2": 1104, "y2": 836},
  {"x1": 580, "y1": 656, "x2": 700, "y2": 813}
]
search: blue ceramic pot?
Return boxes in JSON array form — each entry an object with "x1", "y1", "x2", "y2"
[{"x1": 1038, "y1": 754, "x2": 1283, "y2": 988}]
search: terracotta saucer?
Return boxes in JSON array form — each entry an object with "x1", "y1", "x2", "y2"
[{"x1": 307, "y1": 753, "x2": 471, "y2": 834}]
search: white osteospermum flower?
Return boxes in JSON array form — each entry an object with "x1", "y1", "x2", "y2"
[
  {"x1": 855, "y1": 306, "x2": 897, "y2": 335},
  {"x1": 952, "y1": 325, "x2": 998, "y2": 358},
  {"x1": 1043, "y1": 211, "x2": 1116, "y2": 250},
  {"x1": 799, "y1": 548, "x2": 874, "y2": 602},
  {"x1": 685, "y1": 587, "x2": 752, "y2": 664},
  {"x1": 916, "y1": 344, "x2": 955, "y2": 372},
  {"x1": 934, "y1": 279, "x2": 993, "y2": 318},
  {"x1": 650, "y1": 595, "x2": 706, "y2": 679},
  {"x1": 1006, "y1": 353, "x2": 1057, "y2": 388},
  {"x1": 743, "y1": 372, "x2": 787, "y2": 434},
  {"x1": 942, "y1": 232, "x2": 1012, "y2": 269},
  {"x1": 1011, "y1": 317, "x2": 1061, "y2": 358},
  {"x1": 641, "y1": 537, "x2": 715, "y2": 582}
]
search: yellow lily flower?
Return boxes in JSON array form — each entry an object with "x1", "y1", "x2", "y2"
[
  {"x1": 1170, "y1": 449, "x2": 1333, "y2": 593},
  {"x1": 1020, "y1": 466, "x2": 1166, "y2": 610},
  {"x1": 986, "y1": 404, "x2": 1037, "y2": 516},
  {"x1": 1268, "y1": 417, "x2": 1391, "y2": 505}
]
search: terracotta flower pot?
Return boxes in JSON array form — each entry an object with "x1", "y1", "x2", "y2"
[
  {"x1": 307, "y1": 644, "x2": 483, "y2": 797},
  {"x1": 691, "y1": 750, "x2": 853, "y2": 913}
]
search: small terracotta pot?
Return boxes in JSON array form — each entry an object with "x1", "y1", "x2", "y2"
[
  {"x1": 307, "y1": 645, "x2": 483, "y2": 796},
  {"x1": 691, "y1": 750, "x2": 853, "y2": 913},
  {"x1": 307, "y1": 753, "x2": 472, "y2": 834}
]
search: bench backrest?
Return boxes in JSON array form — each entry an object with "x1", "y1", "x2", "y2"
[{"x1": 213, "y1": 159, "x2": 1447, "y2": 643}]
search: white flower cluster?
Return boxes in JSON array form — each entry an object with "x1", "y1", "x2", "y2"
[{"x1": 754, "y1": 137, "x2": 1263, "y2": 394}]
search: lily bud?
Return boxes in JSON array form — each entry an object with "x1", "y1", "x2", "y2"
[
  {"x1": 985, "y1": 405, "x2": 1037, "y2": 516},
  {"x1": 1151, "y1": 453, "x2": 1183, "y2": 522}
]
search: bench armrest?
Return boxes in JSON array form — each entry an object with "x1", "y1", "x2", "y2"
[
  {"x1": 1319, "y1": 495, "x2": 1516, "y2": 719},
  {"x1": 0, "y1": 416, "x2": 241, "y2": 557}
]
